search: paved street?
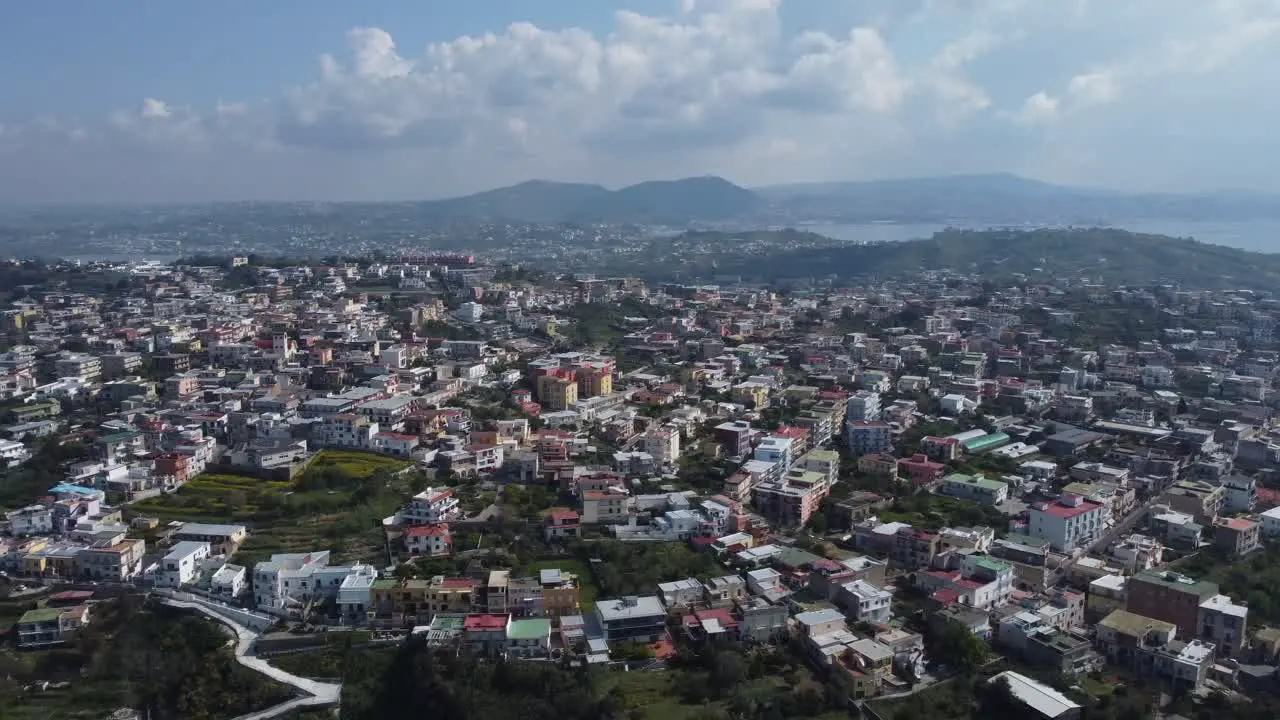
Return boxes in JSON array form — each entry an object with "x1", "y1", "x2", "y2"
[{"x1": 161, "y1": 595, "x2": 341, "y2": 719}]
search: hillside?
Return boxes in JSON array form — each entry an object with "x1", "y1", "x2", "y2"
[
  {"x1": 753, "y1": 173, "x2": 1280, "y2": 223},
  {"x1": 676, "y1": 227, "x2": 1280, "y2": 289},
  {"x1": 420, "y1": 176, "x2": 760, "y2": 224}
]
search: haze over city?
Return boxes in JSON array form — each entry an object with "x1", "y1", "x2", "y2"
[{"x1": 1, "y1": 0, "x2": 1278, "y2": 202}]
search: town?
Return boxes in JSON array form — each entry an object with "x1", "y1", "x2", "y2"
[{"x1": 2, "y1": 251, "x2": 1280, "y2": 720}]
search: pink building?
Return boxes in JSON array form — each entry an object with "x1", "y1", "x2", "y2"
[{"x1": 897, "y1": 454, "x2": 947, "y2": 486}]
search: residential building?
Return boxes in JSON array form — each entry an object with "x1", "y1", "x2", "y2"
[
  {"x1": 252, "y1": 550, "x2": 377, "y2": 612},
  {"x1": 1219, "y1": 474, "x2": 1257, "y2": 513},
  {"x1": 156, "y1": 541, "x2": 211, "y2": 588},
  {"x1": 595, "y1": 595, "x2": 667, "y2": 643},
  {"x1": 1198, "y1": 594, "x2": 1248, "y2": 657},
  {"x1": 845, "y1": 421, "x2": 892, "y2": 456},
  {"x1": 76, "y1": 538, "x2": 146, "y2": 581},
  {"x1": 837, "y1": 579, "x2": 892, "y2": 624},
  {"x1": 17, "y1": 606, "x2": 90, "y2": 648},
  {"x1": 1160, "y1": 480, "x2": 1224, "y2": 524},
  {"x1": 404, "y1": 524, "x2": 452, "y2": 557},
  {"x1": 1213, "y1": 516, "x2": 1261, "y2": 557},
  {"x1": 1096, "y1": 610, "x2": 1214, "y2": 693},
  {"x1": 397, "y1": 488, "x2": 462, "y2": 525},
  {"x1": 1027, "y1": 494, "x2": 1106, "y2": 552},
  {"x1": 582, "y1": 489, "x2": 631, "y2": 524},
  {"x1": 753, "y1": 468, "x2": 828, "y2": 527},
  {"x1": 644, "y1": 426, "x2": 682, "y2": 468},
  {"x1": 939, "y1": 473, "x2": 1009, "y2": 506},
  {"x1": 1125, "y1": 570, "x2": 1219, "y2": 639}
]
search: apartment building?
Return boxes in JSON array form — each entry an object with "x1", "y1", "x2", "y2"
[
  {"x1": 1027, "y1": 494, "x2": 1107, "y2": 552},
  {"x1": 1125, "y1": 570, "x2": 1219, "y2": 638}
]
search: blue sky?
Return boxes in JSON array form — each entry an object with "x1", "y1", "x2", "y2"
[{"x1": 1, "y1": 0, "x2": 1278, "y2": 202}]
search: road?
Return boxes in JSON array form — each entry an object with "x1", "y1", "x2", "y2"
[{"x1": 161, "y1": 595, "x2": 341, "y2": 719}]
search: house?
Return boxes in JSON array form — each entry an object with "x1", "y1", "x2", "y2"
[
  {"x1": 658, "y1": 578, "x2": 704, "y2": 609},
  {"x1": 544, "y1": 510, "x2": 581, "y2": 541},
  {"x1": 582, "y1": 489, "x2": 631, "y2": 524},
  {"x1": 156, "y1": 541, "x2": 211, "y2": 588},
  {"x1": 404, "y1": 524, "x2": 452, "y2": 557},
  {"x1": 595, "y1": 596, "x2": 667, "y2": 643},
  {"x1": 1096, "y1": 610, "x2": 1216, "y2": 693},
  {"x1": 252, "y1": 550, "x2": 377, "y2": 612},
  {"x1": 464, "y1": 613, "x2": 511, "y2": 657},
  {"x1": 897, "y1": 454, "x2": 947, "y2": 486},
  {"x1": 17, "y1": 605, "x2": 90, "y2": 648},
  {"x1": 939, "y1": 473, "x2": 1008, "y2": 506},
  {"x1": 171, "y1": 522, "x2": 247, "y2": 556},
  {"x1": 794, "y1": 608, "x2": 847, "y2": 637},
  {"x1": 1213, "y1": 516, "x2": 1261, "y2": 557},
  {"x1": 397, "y1": 487, "x2": 462, "y2": 525},
  {"x1": 506, "y1": 617, "x2": 552, "y2": 658},
  {"x1": 211, "y1": 563, "x2": 247, "y2": 598},
  {"x1": 837, "y1": 579, "x2": 892, "y2": 624}
]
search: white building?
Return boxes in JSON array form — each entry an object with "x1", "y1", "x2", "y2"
[
  {"x1": 1262, "y1": 506, "x2": 1280, "y2": 537},
  {"x1": 6, "y1": 505, "x2": 54, "y2": 536},
  {"x1": 1027, "y1": 494, "x2": 1107, "y2": 552},
  {"x1": 838, "y1": 579, "x2": 892, "y2": 624},
  {"x1": 454, "y1": 302, "x2": 484, "y2": 322},
  {"x1": 753, "y1": 435, "x2": 794, "y2": 469},
  {"x1": 397, "y1": 487, "x2": 463, "y2": 525},
  {"x1": 846, "y1": 391, "x2": 882, "y2": 423},
  {"x1": 644, "y1": 426, "x2": 682, "y2": 469},
  {"x1": 252, "y1": 550, "x2": 377, "y2": 611},
  {"x1": 156, "y1": 541, "x2": 211, "y2": 588},
  {"x1": 210, "y1": 563, "x2": 247, "y2": 598}
]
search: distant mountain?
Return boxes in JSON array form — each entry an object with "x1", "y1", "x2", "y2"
[
  {"x1": 753, "y1": 173, "x2": 1280, "y2": 223},
  {"x1": 420, "y1": 176, "x2": 760, "y2": 224},
  {"x1": 668, "y1": 227, "x2": 1280, "y2": 290}
]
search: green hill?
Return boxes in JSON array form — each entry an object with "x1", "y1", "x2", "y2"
[{"x1": 681, "y1": 227, "x2": 1280, "y2": 289}]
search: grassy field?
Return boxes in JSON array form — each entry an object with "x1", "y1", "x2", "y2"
[
  {"x1": 522, "y1": 558, "x2": 600, "y2": 610},
  {"x1": 128, "y1": 450, "x2": 417, "y2": 567}
]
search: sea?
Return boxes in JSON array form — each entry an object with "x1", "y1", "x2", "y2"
[{"x1": 805, "y1": 219, "x2": 1280, "y2": 254}]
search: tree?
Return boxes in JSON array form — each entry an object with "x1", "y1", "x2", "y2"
[{"x1": 930, "y1": 624, "x2": 989, "y2": 673}]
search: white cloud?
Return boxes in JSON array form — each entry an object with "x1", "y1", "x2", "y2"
[{"x1": 0, "y1": 0, "x2": 1278, "y2": 201}]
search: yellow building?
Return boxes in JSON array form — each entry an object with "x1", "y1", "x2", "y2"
[
  {"x1": 537, "y1": 373, "x2": 579, "y2": 411},
  {"x1": 732, "y1": 382, "x2": 770, "y2": 409},
  {"x1": 577, "y1": 366, "x2": 613, "y2": 398}
]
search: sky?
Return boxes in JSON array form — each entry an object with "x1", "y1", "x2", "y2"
[{"x1": 1, "y1": 0, "x2": 1278, "y2": 203}]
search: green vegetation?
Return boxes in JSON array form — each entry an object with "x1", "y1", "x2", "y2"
[
  {"x1": 338, "y1": 634, "x2": 844, "y2": 720},
  {"x1": 564, "y1": 298, "x2": 667, "y2": 347},
  {"x1": 878, "y1": 493, "x2": 1008, "y2": 533},
  {"x1": 266, "y1": 638, "x2": 389, "y2": 681},
  {"x1": 575, "y1": 541, "x2": 726, "y2": 597},
  {"x1": 1177, "y1": 542, "x2": 1280, "y2": 624},
  {"x1": 0, "y1": 597, "x2": 292, "y2": 720},
  {"x1": 129, "y1": 450, "x2": 416, "y2": 566},
  {"x1": 0, "y1": 436, "x2": 90, "y2": 510},
  {"x1": 679, "y1": 228, "x2": 1280, "y2": 290}
]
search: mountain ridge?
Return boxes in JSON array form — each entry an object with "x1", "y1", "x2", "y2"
[{"x1": 419, "y1": 175, "x2": 759, "y2": 224}]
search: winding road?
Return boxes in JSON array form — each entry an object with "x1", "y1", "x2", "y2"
[{"x1": 160, "y1": 595, "x2": 341, "y2": 719}]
